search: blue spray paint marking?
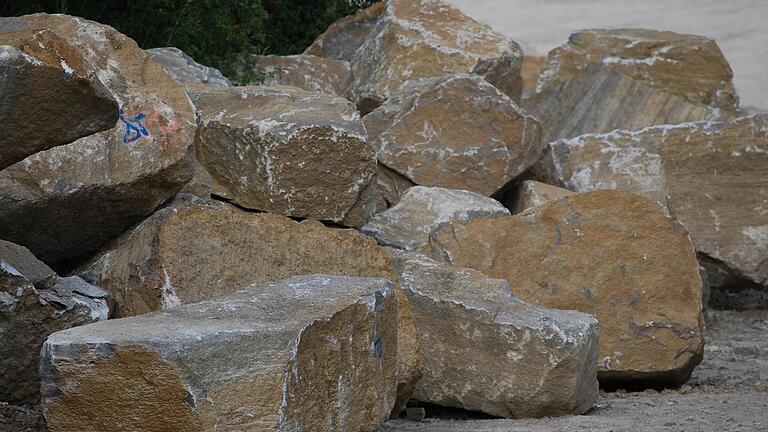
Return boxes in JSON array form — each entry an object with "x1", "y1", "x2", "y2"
[
  {"x1": 119, "y1": 108, "x2": 150, "y2": 143},
  {"x1": 373, "y1": 337, "x2": 383, "y2": 359}
]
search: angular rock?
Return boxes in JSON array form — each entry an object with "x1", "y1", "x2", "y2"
[
  {"x1": 0, "y1": 238, "x2": 56, "y2": 288},
  {"x1": 146, "y1": 47, "x2": 232, "y2": 87},
  {"x1": 0, "y1": 14, "x2": 196, "y2": 268},
  {"x1": 189, "y1": 85, "x2": 376, "y2": 226},
  {"x1": 364, "y1": 75, "x2": 542, "y2": 196},
  {"x1": 345, "y1": 0, "x2": 523, "y2": 112},
  {"x1": 528, "y1": 29, "x2": 739, "y2": 143},
  {"x1": 252, "y1": 54, "x2": 351, "y2": 96},
  {"x1": 0, "y1": 27, "x2": 119, "y2": 170},
  {"x1": 1, "y1": 259, "x2": 108, "y2": 405},
  {"x1": 429, "y1": 190, "x2": 704, "y2": 385},
  {"x1": 41, "y1": 275, "x2": 397, "y2": 432},
  {"x1": 509, "y1": 180, "x2": 574, "y2": 214},
  {"x1": 388, "y1": 250, "x2": 599, "y2": 418},
  {"x1": 305, "y1": 1, "x2": 386, "y2": 60},
  {"x1": 78, "y1": 197, "x2": 422, "y2": 414},
  {"x1": 521, "y1": 54, "x2": 546, "y2": 98},
  {"x1": 535, "y1": 115, "x2": 768, "y2": 291},
  {"x1": 375, "y1": 163, "x2": 415, "y2": 212},
  {"x1": 362, "y1": 186, "x2": 509, "y2": 251}
]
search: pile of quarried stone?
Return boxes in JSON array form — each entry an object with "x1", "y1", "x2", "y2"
[{"x1": 1, "y1": 1, "x2": 765, "y2": 431}]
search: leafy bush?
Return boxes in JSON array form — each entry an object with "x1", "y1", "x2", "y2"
[{"x1": 1, "y1": 0, "x2": 379, "y2": 83}]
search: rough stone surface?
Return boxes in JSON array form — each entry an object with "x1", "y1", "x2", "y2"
[
  {"x1": 521, "y1": 55, "x2": 546, "y2": 98},
  {"x1": 364, "y1": 75, "x2": 542, "y2": 196},
  {"x1": 305, "y1": 1, "x2": 386, "y2": 60},
  {"x1": 0, "y1": 239, "x2": 56, "y2": 288},
  {"x1": 189, "y1": 84, "x2": 376, "y2": 227},
  {"x1": 344, "y1": 0, "x2": 523, "y2": 112},
  {"x1": 0, "y1": 26, "x2": 119, "y2": 170},
  {"x1": 509, "y1": 180, "x2": 574, "y2": 214},
  {"x1": 41, "y1": 275, "x2": 398, "y2": 432},
  {"x1": 252, "y1": 54, "x2": 351, "y2": 96},
  {"x1": 146, "y1": 47, "x2": 231, "y2": 87},
  {"x1": 388, "y1": 250, "x2": 599, "y2": 418},
  {"x1": 78, "y1": 197, "x2": 423, "y2": 415},
  {"x1": 375, "y1": 164, "x2": 415, "y2": 212},
  {"x1": 362, "y1": 186, "x2": 509, "y2": 251},
  {"x1": 0, "y1": 403, "x2": 47, "y2": 432},
  {"x1": 536, "y1": 115, "x2": 768, "y2": 291},
  {"x1": 1, "y1": 260, "x2": 108, "y2": 406},
  {"x1": 429, "y1": 190, "x2": 704, "y2": 385},
  {"x1": 0, "y1": 14, "x2": 196, "y2": 268},
  {"x1": 528, "y1": 28, "x2": 739, "y2": 144}
]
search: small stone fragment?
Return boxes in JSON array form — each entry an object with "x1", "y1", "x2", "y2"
[
  {"x1": 189, "y1": 84, "x2": 376, "y2": 226},
  {"x1": 429, "y1": 190, "x2": 704, "y2": 386},
  {"x1": 389, "y1": 250, "x2": 599, "y2": 418},
  {"x1": 0, "y1": 26, "x2": 119, "y2": 170},
  {"x1": 405, "y1": 407, "x2": 426, "y2": 422},
  {"x1": 362, "y1": 186, "x2": 509, "y2": 251},
  {"x1": 146, "y1": 47, "x2": 231, "y2": 86},
  {"x1": 0, "y1": 238, "x2": 56, "y2": 288},
  {"x1": 364, "y1": 75, "x2": 542, "y2": 196},
  {"x1": 41, "y1": 275, "x2": 397, "y2": 432},
  {"x1": 252, "y1": 54, "x2": 351, "y2": 96},
  {"x1": 375, "y1": 163, "x2": 415, "y2": 212},
  {"x1": 509, "y1": 180, "x2": 574, "y2": 214}
]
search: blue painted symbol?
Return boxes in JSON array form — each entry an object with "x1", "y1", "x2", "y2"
[
  {"x1": 373, "y1": 337, "x2": 383, "y2": 359},
  {"x1": 119, "y1": 108, "x2": 150, "y2": 143}
]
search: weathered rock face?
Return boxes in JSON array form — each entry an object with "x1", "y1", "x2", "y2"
[
  {"x1": 41, "y1": 275, "x2": 397, "y2": 432},
  {"x1": 521, "y1": 54, "x2": 546, "y2": 98},
  {"x1": 0, "y1": 14, "x2": 196, "y2": 268},
  {"x1": 536, "y1": 115, "x2": 768, "y2": 291},
  {"x1": 343, "y1": 0, "x2": 523, "y2": 112},
  {"x1": 388, "y1": 250, "x2": 599, "y2": 418},
  {"x1": 528, "y1": 28, "x2": 739, "y2": 144},
  {"x1": 362, "y1": 186, "x2": 509, "y2": 251},
  {"x1": 1, "y1": 260, "x2": 108, "y2": 406},
  {"x1": 252, "y1": 54, "x2": 351, "y2": 96},
  {"x1": 146, "y1": 47, "x2": 232, "y2": 87},
  {"x1": 364, "y1": 75, "x2": 542, "y2": 196},
  {"x1": 0, "y1": 239, "x2": 56, "y2": 288},
  {"x1": 189, "y1": 85, "x2": 376, "y2": 226},
  {"x1": 0, "y1": 27, "x2": 119, "y2": 170},
  {"x1": 509, "y1": 180, "x2": 574, "y2": 214},
  {"x1": 375, "y1": 163, "x2": 415, "y2": 212},
  {"x1": 429, "y1": 190, "x2": 704, "y2": 385},
  {"x1": 305, "y1": 1, "x2": 386, "y2": 60},
  {"x1": 78, "y1": 197, "x2": 422, "y2": 414}
]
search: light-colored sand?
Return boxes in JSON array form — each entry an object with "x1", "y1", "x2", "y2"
[{"x1": 447, "y1": 0, "x2": 768, "y2": 111}]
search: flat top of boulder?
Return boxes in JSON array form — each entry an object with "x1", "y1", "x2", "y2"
[{"x1": 146, "y1": 47, "x2": 232, "y2": 87}]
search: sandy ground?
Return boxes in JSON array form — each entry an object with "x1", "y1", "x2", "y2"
[
  {"x1": 383, "y1": 309, "x2": 768, "y2": 432},
  {"x1": 446, "y1": 0, "x2": 768, "y2": 111}
]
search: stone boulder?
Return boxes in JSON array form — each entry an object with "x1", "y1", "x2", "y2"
[
  {"x1": 521, "y1": 54, "x2": 546, "y2": 98},
  {"x1": 375, "y1": 164, "x2": 415, "y2": 212},
  {"x1": 252, "y1": 54, "x2": 351, "y2": 96},
  {"x1": 41, "y1": 275, "x2": 397, "y2": 432},
  {"x1": 305, "y1": 1, "x2": 386, "y2": 60},
  {"x1": 508, "y1": 180, "x2": 574, "y2": 214},
  {"x1": 429, "y1": 190, "x2": 704, "y2": 385},
  {"x1": 0, "y1": 26, "x2": 119, "y2": 170},
  {"x1": 341, "y1": 0, "x2": 524, "y2": 112},
  {"x1": 0, "y1": 14, "x2": 196, "y2": 268},
  {"x1": 362, "y1": 186, "x2": 509, "y2": 251},
  {"x1": 0, "y1": 239, "x2": 56, "y2": 288},
  {"x1": 364, "y1": 75, "x2": 542, "y2": 196},
  {"x1": 1, "y1": 259, "x2": 108, "y2": 405},
  {"x1": 189, "y1": 85, "x2": 376, "y2": 227},
  {"x1": 146, "y1": 47, "x2": 232, "y2": 87},
  {"x1": 535, "y1": 115, "x2": 768, "y2": 294},
  {"x1": 388, "y1": 250, "x2": 599, "y2": 418},
  {"x1": 78, "y1": 196, "x2": 422, "y2": 414},
  {"x1": 528, "y1": 29, "x2": 739, "y2": 144}
]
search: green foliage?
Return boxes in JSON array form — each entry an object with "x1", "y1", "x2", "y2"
[{"x1": 1, "y1": 0, "x2": 379, "y2": 83}]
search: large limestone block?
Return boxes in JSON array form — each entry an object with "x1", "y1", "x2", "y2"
[
  {"x1": 364, "y1": 75, "x2": 542, "y2": 196},
  {"x1": 535, "y1": 115, "x2": 768, "y2": 290},
  {"x1": 0, "y1": 14, "x2": 196, "y2": 268},
  {"x1": 429, "y1": 190, "x2": 705, "y2": 385},
  {"x1": 345, "y1": 0, "x2": 523, "y2": 112},
  {"x1": 529, "y1": 29, "x2": 739, "y2": 144},
  {"x1": 305, "y1": 1, "x2": 386, "y2": 60},
  {"x1": 41, "y1": 275, "x2": 398, "y2": 432},
  {"x1": 78, "y1": 197, "x2": 422, "y2": 414},
  {"x1": 362, "y1": 186, "x2": 509, "y2": 251},
  {"x1": 1, "y1": 259, "x2": 108, "y2": 405},
  {"x1": 388, "y1": 250, "x2": 599, "y2": 418},
  {"x1": 509, "y1": 180, "x2": 574, "y2": 214},
  {"x1": 0, "y1": 27, "x2": 118, "y2": 170},
  {"x1": 252, "y1": 54, "x2": 351, "y2": 96},
  {"x1": 146, "y1": 47, "x2": 232, "y2": 87},
  {"x1": 189, "y1": 85, "x2": 376, "y2": 227}
]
